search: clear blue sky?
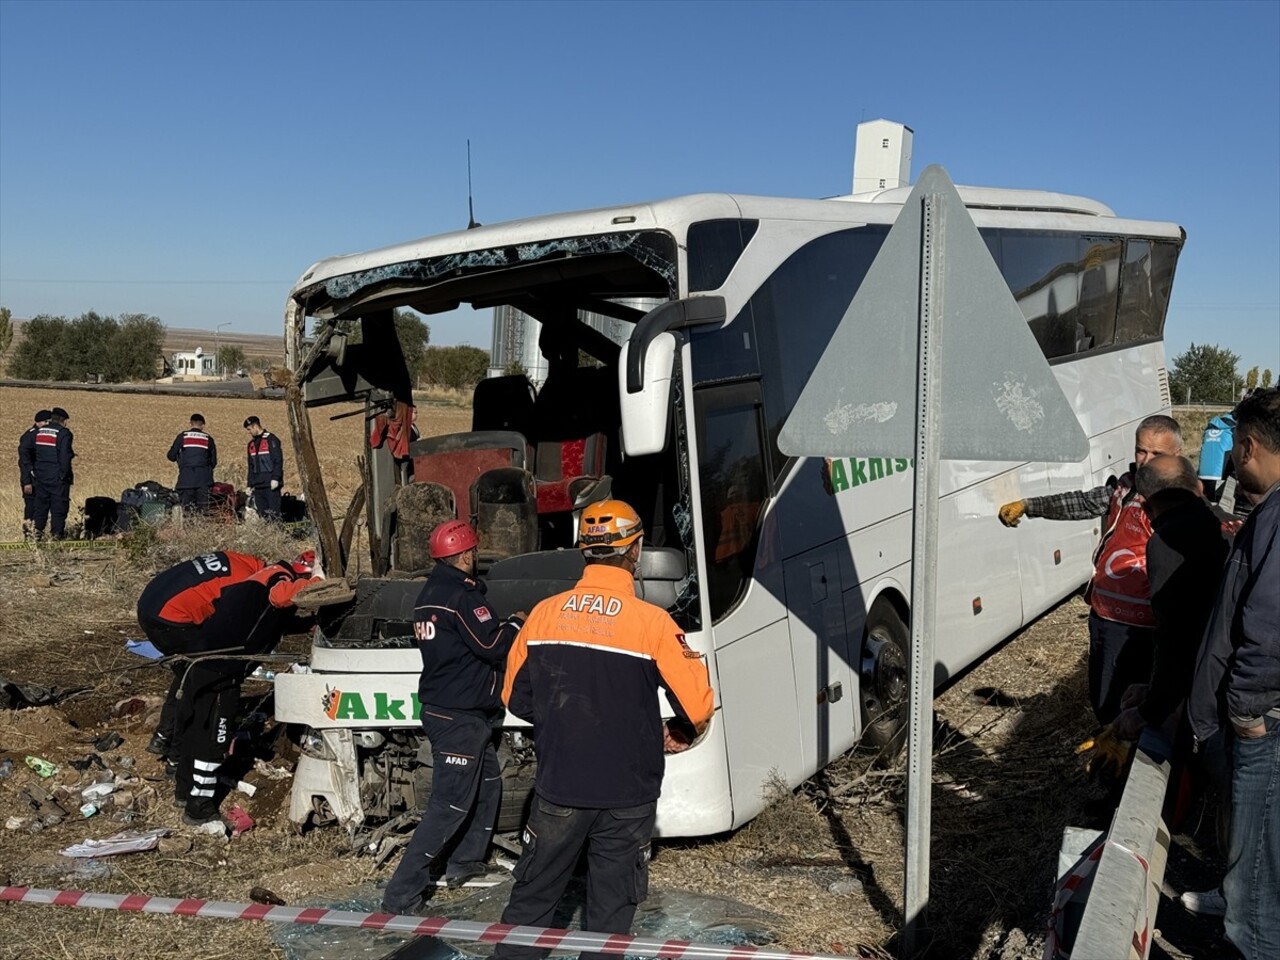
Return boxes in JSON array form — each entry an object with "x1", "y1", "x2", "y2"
[{"x1": 1, "y1": 0, "x2": 1277, "y2": 372}]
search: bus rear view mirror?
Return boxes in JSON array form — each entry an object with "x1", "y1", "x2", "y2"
[{"x1": 619, "y1": 333, "x2": 676, "y2": 456}]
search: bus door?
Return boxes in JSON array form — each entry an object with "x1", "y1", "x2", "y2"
[{"x1": 782, "y1": 544, "x2": 856, "y2": 770}]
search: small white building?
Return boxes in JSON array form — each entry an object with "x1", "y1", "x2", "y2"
[
  {"x1": 172, "y1": 347, "x2": 216, "y2": 377},
  {"x1": 851, "y1": 118, "x2": 913, "y2": 194}
]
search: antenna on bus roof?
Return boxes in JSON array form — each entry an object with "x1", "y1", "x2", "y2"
[{"x1": 466, "y1": 139, "x2": 481, "y2": 230}]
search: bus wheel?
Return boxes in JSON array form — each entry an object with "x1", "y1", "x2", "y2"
[{"x1": 859, "y1": 600, "x2": 909, "y2": 759}]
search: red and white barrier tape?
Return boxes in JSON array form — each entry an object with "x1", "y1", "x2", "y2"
[{"x1": 0, "y1": 886, "x2": 858, "y2": 960}]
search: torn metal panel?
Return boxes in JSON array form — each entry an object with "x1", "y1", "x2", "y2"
[{"x1": 287, "y1": 380, "x2": 342, "y2": 577}]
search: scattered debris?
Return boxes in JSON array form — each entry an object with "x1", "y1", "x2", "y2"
[
  {"x1": 250, "y1": 886, "x2": 287, "y2": 906},
  {"x1": 25, "y1": 756, "x2": 58, "y2": 777},
  {"x1": 226, "y1": 804, "x2": 255, "y2": 838},
  {"x1": 79, "y1": 803, "x2": 99, "y2": 818},
  {"x1": 68, "y1": 754, "x2": 108, "y2": 773},
  {"x1": 124, "y1": 639, "x2": 163, "y2": 660},
  {"x1": 112, "y1": 694, "x2": 164, "y2": 717},
  {"x1": 81, "y1": 781, "x2": 117, "y2": 801},
  {"x1": 253, "y1": 758, "x2": 293, "y2": 781},
  {"x1": 158, "y1": 835, "x2": 193, "y2": 856},
  {"x1": 0, "y1": 758, "x2": 12, "y2": 779},
  {"x1": 6, "y1": 816, "x2": 28, "y2": 830},
  {"x1": 2, "y1": 676, "x2": 73, "y2": 709},
  {"x1": 59, "y1": 827, "x2": 171, "y2": 858},
  {"x1": 94, "y1": 731, "x2": 125, "y2": 752}
]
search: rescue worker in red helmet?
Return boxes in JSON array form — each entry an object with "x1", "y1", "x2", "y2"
[
  {"x1": 136, "y1": 549, "x2": 319, "y2": 824},
  {"x1": 491, "y1": 500, "x2": 714, "y2": 960},
  {"x1": 382, "y1": 520, "x2": 526, "y2": 914}
]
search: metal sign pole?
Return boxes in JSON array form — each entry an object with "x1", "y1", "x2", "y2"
[{"x1": 902, "y1": 191, "x2": 943, "y2": 956}]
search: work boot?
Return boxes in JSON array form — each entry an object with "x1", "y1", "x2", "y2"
[
  {"x1": 444, "y1": 863, "x2": 502, "y2": 888},
  {"x1": 164, "y1": 759, "x2": 178, "y2": 779},
  {"x1": 147, "y1": 732, "x2": 170, "y2": 757},
  {"x1": 182, "y1": 800, "x2": 223, "y2": 826}
]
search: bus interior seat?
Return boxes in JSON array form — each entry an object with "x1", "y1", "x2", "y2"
[
  {"x1": 531, "y1": 366, "x2": 617, "y2": 515},
  {"x1": 473, "y1": 375, "x2": 537, "y2": 437},
  {"x1": 389, "y1": 482, "x2": 456, "y2": 572},
  {"x1": 472, "y1": 467, "x2": 538, "y2": 567},
  {"x1": 410, "y1": 431, "x2": 530, "y2": 519},
  {"x1": 484, "y1": 546, "x2": 687, "y2": 617}
]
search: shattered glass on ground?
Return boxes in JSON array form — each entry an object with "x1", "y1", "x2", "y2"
[{"x1": 275, "y1": 878, "x2": 777, "y2": 960}]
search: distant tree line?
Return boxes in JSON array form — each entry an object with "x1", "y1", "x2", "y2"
[
  {"x1": 6, "y1": 311, "x2": 167, "y2": 383},
  {"x1": 1169, "y1": 343, "x2": 1273, "y2": 405},
  {"x1": 339, "y1": 310, "x2": 490, "y2": 391},
  {"x1": 420, "y1": 345, "x2": 491, "y2": 391}
]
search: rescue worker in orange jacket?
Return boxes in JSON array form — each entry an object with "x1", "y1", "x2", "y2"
[
  {"x1": 491, "y1": 500, "x2": 714, "y2": 960},
  {"x1": 997, "y1": 414, "x2": 1183, "y2": 722},
  {"x1": 136, "y1": 550, "x2": 319, "y2": 824}
]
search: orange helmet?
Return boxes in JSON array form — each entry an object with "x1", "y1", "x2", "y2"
[{"x1": 578, "y1": 500, "x2": 643, "y2": 555}]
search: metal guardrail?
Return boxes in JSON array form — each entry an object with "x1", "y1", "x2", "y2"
[{"x1": 1050, "y1": 746, "x2": 1172, "y2": 959}]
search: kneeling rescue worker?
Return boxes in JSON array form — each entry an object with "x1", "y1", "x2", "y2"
[
  {"x1": 491, "y1": 500, "x2": 714, "y2": 960},
  {"x1": 382, "y1": 520, "x2": 526, "y2": 914},
  {"x1": 135, "y1": 550, "x2": 319, "y2": 824}
]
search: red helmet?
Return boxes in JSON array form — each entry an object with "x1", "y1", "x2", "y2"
[
  {"x1": 290, "y1": 550, "x2": 316, "y2": 576},
  {"x1": 430, "y1": 520, "x2": 479, "y2": 560}
]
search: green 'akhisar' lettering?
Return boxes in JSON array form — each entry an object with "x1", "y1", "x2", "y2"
[
  {"x1": 334, "y1": 692, "x2": 423, "y2": 721},
  {"x1": 826, "y1": 456, "x2": 915, "y2": 494}
]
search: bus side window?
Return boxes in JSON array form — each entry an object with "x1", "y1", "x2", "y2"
[{"x1": 695, "y1": 383, "x2": 770, "y2": 623}]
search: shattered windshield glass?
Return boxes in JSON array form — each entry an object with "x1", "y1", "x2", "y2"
[{"x1": 318, "y1": 232, "x2": 678, "y2": 307}]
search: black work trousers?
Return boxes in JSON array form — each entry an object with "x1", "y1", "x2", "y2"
[
  {"x1": 382, "y1": 708, "x2": 502, "y2": 914},
  {"x1": 250, "y1": 486, "x2": 282, "y2": 521},
  {"x1": 31, "y1": 479, "x2": 69, "y2": 537},
  {"x1": 178, "y1": 486, "x2": 210, "y2": 512},
  {"x1": 141, "y1": 615, "x2": 252, "y2": 808},
  {"x1": 492, "y1": 797, "x2": 656, "y2": 960}
]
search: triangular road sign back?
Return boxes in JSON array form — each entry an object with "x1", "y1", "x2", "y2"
[{"x1": 778, "y1": 165, "x2": 1089, "y2": 463}]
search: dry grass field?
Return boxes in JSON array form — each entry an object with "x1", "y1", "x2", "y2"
[{"x1": 1, "y1": 386, "x2": 472, "y2": 540}]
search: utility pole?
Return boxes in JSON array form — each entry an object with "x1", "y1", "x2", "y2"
[{"x1": 215, "y1": 322, "x2": 231, "y2": 378}]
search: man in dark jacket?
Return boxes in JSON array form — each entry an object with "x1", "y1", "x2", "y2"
[
  {"x1": 1188, "y1": 388, "x2": 1280, "y2": 959},
  {"x1": 167, "y1": 414, "x2": 217, "y2": 512},
  {"x1": 244, "y1": 416, "x2": 284, "y2": 520},
  {"x1": 492, "y1": 500, "x2": 714, "y2": 960},
  {"x1": 381, "y1": 520, "x2": 525, "y2": 915},
  {"x1": 137, "y1": 551, "x2": 318, "y2": 825},
  {"x1": 17, "y1": 410, "x2": 44, "y2": 536},
  {"x1": 50, "y1": 407, "x2": 75, "y2": 486},
  {"x1": 1112, "y1": 455, "x2": 1229, "y2": 745},
  {"x1": 30, "y1": 411, "x2": 73, "y2": 540}
]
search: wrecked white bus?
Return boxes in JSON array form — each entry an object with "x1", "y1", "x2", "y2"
[{"x1": 274, "y1": 185, "x2": 1183, "y2": 839}]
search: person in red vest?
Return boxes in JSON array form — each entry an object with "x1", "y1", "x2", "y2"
[
  {"x1": 997, "y1": 414, "x2": 1183, "y2": 723},
  {"x1": 136, "y1": 549, "x2": 317, "y2": 824}
]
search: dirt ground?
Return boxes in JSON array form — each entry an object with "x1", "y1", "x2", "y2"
[
  {"x1": 0, "y1": 402, "x2": 1234, "y2": 959},
  {"x1": 0, "y1": 547, "x2": 1230, "y2": 960}
]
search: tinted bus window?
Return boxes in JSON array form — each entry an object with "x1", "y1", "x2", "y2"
[
  {"x1": 1077, "y1": 237, "x2": 1121, "y2": 352},
  {"x1": 1116, "y1": 239, "x2": 1178, "y2": 345},
  {"x1": 692, "y1": 226, "x2": 889, "y2": 479},
  {"x1": 688, "y1": 220, "x2": 759, "y2": 292},
  {"x1": 998, "y1": 231, "x2": 1084, "y2": 360},
  {"x1": 695, "y1": 383, "x2": 769, "y2": 622}
]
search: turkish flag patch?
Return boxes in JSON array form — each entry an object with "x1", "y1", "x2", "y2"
[{"x1": 474, "y1": 606, "x2": 492, "y2": 623}]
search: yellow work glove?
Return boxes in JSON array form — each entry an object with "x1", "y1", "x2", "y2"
[
  {"x1": 1075, "y1": 725, "x2": 1135, "y2": 785},
  {"x1": 998, "y1": 501, "x2": 1027, "y2": 527}
]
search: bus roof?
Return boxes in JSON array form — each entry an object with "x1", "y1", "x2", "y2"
[{"x1": 289, "y1": 187, "x2": 1182, "y2": 302}]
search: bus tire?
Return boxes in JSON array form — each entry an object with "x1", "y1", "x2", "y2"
[{"x1": 859, "y1": 599, "x2": 909, "y2": 760}]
